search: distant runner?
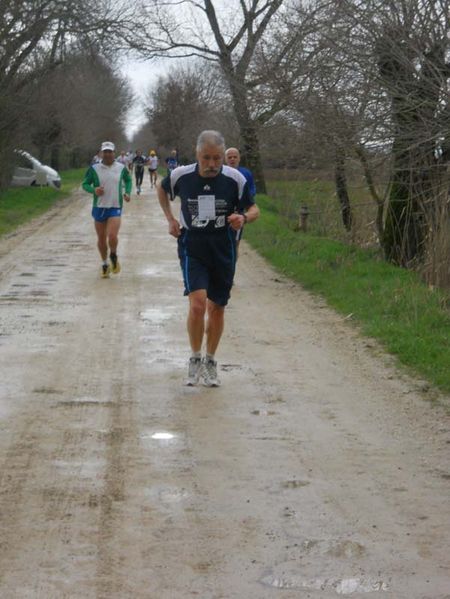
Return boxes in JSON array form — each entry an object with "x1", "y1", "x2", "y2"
[
  {"x1": 82, "y1": 141, "x2": 132, "y2": 278},
  {"x1": 117, "y1": 150, "x2": 131, "y2": 169},
  {"x1": 148, "y1": 150, "x2": 159, "y2": 188},
  {"x1": 133, "y1": 149, "x2": 147, "y2": 195},
  {"x1": 165, "y1": 149, "x2": 178, "y2": 175}
]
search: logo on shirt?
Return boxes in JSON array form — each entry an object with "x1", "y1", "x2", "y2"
[
  {"x1": 203, "y1": 185, "x2": 211, "y2": 191},
  {"x1": 215, "y1": 216, "x2": 226, "y2": 228}
]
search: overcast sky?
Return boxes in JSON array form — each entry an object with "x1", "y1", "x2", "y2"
[{"x1": 121, "y1": 58, "x2": 171, "y2": 141}]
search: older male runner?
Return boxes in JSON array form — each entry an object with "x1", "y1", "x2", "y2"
[
  {"x1": 225, "y1": 147, "x2": 257, "y2": 253},
  {"x1": 157, "y1": 130, "x2": 260, "y2": 386},
  {"x1": 82, "y1": 141, "x2": 132, "y2": 278}
]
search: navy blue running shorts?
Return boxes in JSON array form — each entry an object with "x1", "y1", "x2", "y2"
[
  {"x1": 92, "y1": 207, "x2": 122, "y2": 222},
  {"x1": 177, "y1": 228, "x2": 237, "y2": 306}
]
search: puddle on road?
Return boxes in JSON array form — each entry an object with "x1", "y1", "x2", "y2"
[
  {"x1": 261, "y1": 540, "x2": 387, "y2": 595},
  {"x1": 140, "y1": 430, "x2": 180, "y2": 448},
  {"x1": 52, "y1": 458, "x2": 106, "y2": 478},
  {"x1": 139, "y1": 308, "x2": 172, "y2": 325},
  {"x1": 149, "y1": 432, "x2": 176, "y2": 440},
  {"x1": 144, "y1": 485, "x2": 189, "y2": 503},
  {"x1": 141, "y1": 265, "x2": 166, "y2": 278},
  {"x1": 261, "y1": 574, "x2": 389, "y2": 594}
]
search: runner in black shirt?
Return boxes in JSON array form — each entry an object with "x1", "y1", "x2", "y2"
[
  {"x1": 132, "y1": 149, "x2": 147, "y2": 195},
  {"x1": 158, "y1": 130, "x2": 259, "y2": 387}
]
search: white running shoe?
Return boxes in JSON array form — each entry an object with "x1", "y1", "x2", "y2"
[
  {"x1": 185, "y1": 357, "x2": 202, "y2": 386},
  {"x1": 201, "y1": 358, "x2": 221, "y2": 387}
]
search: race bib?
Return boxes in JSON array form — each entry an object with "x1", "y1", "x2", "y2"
[{"x1": 197, "y1": 195, "x2": 216, "y2": 220}]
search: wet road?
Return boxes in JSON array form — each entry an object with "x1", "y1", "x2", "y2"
[{"x1": 0, "y1": 182, "x2": 450, "y2": 598}]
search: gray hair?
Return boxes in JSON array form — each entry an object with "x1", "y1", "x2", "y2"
[{"x1": 196, "y1": 130, "x2": 225, "y2": 151}]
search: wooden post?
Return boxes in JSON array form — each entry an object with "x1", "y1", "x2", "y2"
[{"x1": 299, "y1": 205, "x2": 309, "y2": 232}]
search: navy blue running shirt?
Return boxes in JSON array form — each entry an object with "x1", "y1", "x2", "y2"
[{"x1": 161, "y1": 164, "x2": 254, "y2": 232}]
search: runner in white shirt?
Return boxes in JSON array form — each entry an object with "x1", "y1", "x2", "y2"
[
  {"x1": 148, "y1": 150, "x2": 159, "y2": 188},
  {"x1": 82, "y1": 141, "x2": 132, "y2": 278},
  {"x1": 116, "y1": 150, "x2": 131, "y2": 169}
]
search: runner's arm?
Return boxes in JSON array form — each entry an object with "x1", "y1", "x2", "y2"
[
  {"x1": 81, "y1": 167, "x2": 96, "y2": 194},
  {"x1": 123, "y1": 167, "x2": 132, "y2": 195},
  {"x1": 157, "y1": 181, "x2": 181, "y2": 238}
]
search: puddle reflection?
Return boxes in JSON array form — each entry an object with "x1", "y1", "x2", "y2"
[
  {"x1": 140, "y1": 430, "x2": 179, "y2": 446},
  {"x1": 140, "y1": 308, "x2": 172, "y2": 325},
  {"x1": 151, "y1": 432, "x2": 175, "y2": 440},
  {"x1": 261, "y1": 574, "x2": 388, "y2": 594}
]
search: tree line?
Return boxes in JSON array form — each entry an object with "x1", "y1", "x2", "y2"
[
  {"x1": 0, "y1": 0, "x2": 133, "y2": 188},
  {"x1": 130, "y1": 0, "x2": 450, "y2": 286},
  {"x1": 2, "y1": 1, "x2": 449, "y2": 285}
]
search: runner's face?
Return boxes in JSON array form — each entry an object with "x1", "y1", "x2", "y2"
[
  {"x1": 197, "y1": 144, "x2": 224, "y2": 177},
  {"x1": 102, "y1": 150, "x2": 115, "y2": 165},
  {"x1": 225, "y1": 150, "x2": 240, "y2": 168}
]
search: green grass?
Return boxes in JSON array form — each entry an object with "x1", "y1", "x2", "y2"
[
  {"x1": 266, "y1": 178, "x2": 380, "y2": 243},
  {"x1": 0, "y1": 168, "x2": 86, "y2": 237},
  {"x1": 246, "y1": 194, "x2": 450, "y2": 394}
]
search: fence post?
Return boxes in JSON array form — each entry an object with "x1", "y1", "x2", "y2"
[{"x1": 299, "y1": 205, "x2": 309, "y2": 232}]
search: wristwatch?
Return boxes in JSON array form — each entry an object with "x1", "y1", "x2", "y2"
[{"x1": 243, "y1": 214, "x2": 248, "y2": 224}]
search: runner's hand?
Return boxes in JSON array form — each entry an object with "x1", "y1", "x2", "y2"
[
  {"x1": 227, "y1": 213, "x2": 245, "y2": 230},
  {"x1": 124, "y1": 194, "x2": 130, "y2": 202},
  {"x1": 168, "y1": 219, "x2": 181, "y2": 238},
  {"x1": 95, "y1": 186, "x2": 104, "y2": 196}
]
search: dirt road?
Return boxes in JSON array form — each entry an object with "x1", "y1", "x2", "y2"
[{"x1": 0, "y1": 181, "x2": 449, "y2": 599}]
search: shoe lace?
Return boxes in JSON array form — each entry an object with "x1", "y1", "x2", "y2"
[
  {"x1": 189, "y1": 357, "x2": 201, "y2": 375},
  {"x1": 203, "y1": 359, "x2": 217, "y2": 379}
]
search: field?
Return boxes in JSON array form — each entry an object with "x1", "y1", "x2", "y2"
[{"x1": 0, "y1": 168, "x2": 86, "y2": 237}]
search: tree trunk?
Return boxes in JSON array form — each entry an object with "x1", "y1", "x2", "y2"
[
  {"x1": 50, "y1": 146, "x2": 60, "y2": 171},
  {"x1": 376, "y1": 34, "x2": 447, "y2": 267},
  {"x1": 334, "y1": 150, "x2": 352, "y2": 231},
  {"x1": 382, "y1": 142, "x2": 428, "y2": 266},
  {"x1": 355, "y1": 144, "x2": 384, "y2": 241},
  {"x1": 240, "y1": 124, "x2": 266, "y2": 195},
  {"x1": 226, "y1": 73, "x2": 267, "y2": 194}
]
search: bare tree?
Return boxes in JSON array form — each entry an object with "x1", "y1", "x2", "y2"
[
  {"x1": 18, "y1": 51, "x2": 132, "y2": 169},
  {"x1": 134, "y1": 63, "x2": 237, "y2": 162},
  {"x1": 0, "y1": 0, "x2": 136, "y2": 188},
  {"x1": 273, "y1": 0, "x2": 449, "y2": 275},
  {"x1": 122, "y1": 0, "x2": 308, "y2": 193},
  {"x1": 325, "y1": 0, "x2": 450, "y2": 267}
]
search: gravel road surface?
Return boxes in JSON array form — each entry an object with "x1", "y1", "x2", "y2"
[{"x1": 0, "y1": 182, "x2": 449, "y2": 598}]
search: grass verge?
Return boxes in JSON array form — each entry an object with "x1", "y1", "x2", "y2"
[
  {"x1": 0, "y1": 167, "x2": 86, "y2": 237},
  {"x1": 246, "y1": 195, "x2": 450, "y2": 394}
]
